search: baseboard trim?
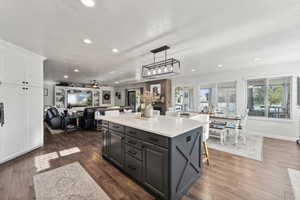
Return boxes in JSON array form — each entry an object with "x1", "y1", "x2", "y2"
[
  {"x1": 0, "y1": 144, "x2": 43, "y2": 165},
  {"x1": 247, "y1": 130, "x2": 297, "y2": 142}
]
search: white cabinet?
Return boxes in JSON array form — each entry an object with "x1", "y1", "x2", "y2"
[
  {"x1": 0, "y1": 84, "x2": 27, "y2": 163},
  {"x1": 0, "y1": 47, "x2": 26, "y2": 85},
  {"x1": 0, "y1": 41, "x2": 43, "y2": 87},
  {"x1": 25, "y1": 55, "x2": 44, "y2": 87},
  {"x1": 0, "y1": 39, "x2": 45, "y2": 164},
  {"x1": 26, "y1": 86, "x2": 44, "y2": 150},
  {"x1": 0, "y1": 84, "x2": 44, "y2": 164}
]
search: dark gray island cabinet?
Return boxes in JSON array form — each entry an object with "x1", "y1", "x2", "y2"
[{"x1": 102, "y1": 119, "x2": 203, "y2": 200}]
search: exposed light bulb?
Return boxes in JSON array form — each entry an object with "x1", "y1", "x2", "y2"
[
  {"x1": 158, "y1": 69, "x2": 162, "y2": 74},
  {"x1": 152, "y1": 70, "x2": 156, "y2": 75}
]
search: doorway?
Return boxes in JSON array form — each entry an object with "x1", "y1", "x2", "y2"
[{"x1": 127, "y1": 91, "x2": 136, "y2": 112}]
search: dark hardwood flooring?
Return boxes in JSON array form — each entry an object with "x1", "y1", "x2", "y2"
[{"x1": 0, "y1": 129, "x2": 299, "y2": 200}]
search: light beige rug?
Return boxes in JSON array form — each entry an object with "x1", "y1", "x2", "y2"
[
  {"x1": 34, "y1": 162, "x2": 111, "y2": 200},
  {"x1": 288, "y1": 168, "x2": 300, "y2": 200},
  {"x1": 207, "y1": 134, "x2": 263, "y2": 161}
]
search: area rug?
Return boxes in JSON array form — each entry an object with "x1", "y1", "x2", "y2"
[
  {"x1": 34, "y1": 162, "x2": 111, "y2": 200},
  {"x1": 44, "y1": 122, "x2": 64, "y2": 135},
  {"x1": 207, "y1": 134, "x2": 263, "y2": 161},
  {"x1": 288, "y1": 168, "x2": 300, "y2": 200}
]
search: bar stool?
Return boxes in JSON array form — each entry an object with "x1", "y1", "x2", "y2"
[{"x1": 192, "y1": 114, "x2": 210, "y2": 166}]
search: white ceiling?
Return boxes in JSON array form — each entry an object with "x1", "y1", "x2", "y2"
[{"x1": 1, "y1": 0, "x2": 300, "y2": 85}]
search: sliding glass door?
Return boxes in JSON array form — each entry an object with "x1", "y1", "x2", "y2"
[{"x1": 247, "y1": 77, "x2": 291, "y2": 119}]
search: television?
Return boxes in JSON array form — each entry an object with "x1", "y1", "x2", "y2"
[{"x1": 67, "y1": 90, "x2": 92, "y2": 107}]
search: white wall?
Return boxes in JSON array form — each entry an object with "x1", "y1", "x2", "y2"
[
  {"x1": 171, "y1": 63, "x2": 300, "y2": 141},
  {"x1": 43, "y1": 81, "x2": 56, "y2": 106}
]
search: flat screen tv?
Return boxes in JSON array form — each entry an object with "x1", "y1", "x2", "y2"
[{"x1": 67, "y1": 90, "x2": 92, "y2": 107}]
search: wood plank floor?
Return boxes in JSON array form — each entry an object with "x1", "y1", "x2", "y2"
[{"x1": 0, "y1": 129, "x2": 299, "y2": 200}]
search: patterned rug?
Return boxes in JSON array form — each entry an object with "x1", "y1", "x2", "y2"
[
  {"x1": 288, "y1": 168, "x2": 300, "y2": 200},
  {"x1": 34, "y1": 162, "x2": 111, "y2": 200},
  {"x1": 207, "y1": 134, "x2": 263, "y2": 161}
]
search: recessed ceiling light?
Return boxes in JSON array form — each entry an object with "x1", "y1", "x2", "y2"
[
  {"x1": 217, "y1": 64, "x2": 223, "y2": 68},
  {"x1": 80, "y1": 0, "x2": 95, "y2": 7},
  {"x1": 112, "y1": 48, "x2": 119, "y2": 53},
  {"x1": 192, "y1": 69, "x2": 196, "y2": 72},
  {"x1": 64, "y1": 75, "x2": 69, "y2": 79},
  {"x1": 74, "y1": 69, "x2": 79, "y2": 72},
  {"x1": 115, "y1": 81, "x2": 119, "y2": 84},
  {"x1": 83, "y1": 38, "x2": 92, "y2": 44}
]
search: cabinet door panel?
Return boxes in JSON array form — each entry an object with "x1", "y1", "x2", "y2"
[
  {"x1": 26, "y1": 86, "x2": 43, "y2": 150},
  {"x1": 1, "y1": 48, "x2": 26, "y2": 85},
  {"x1": 102, "y1": 128, "x2": 109, "y2": 157},
  {"x1": 109, "y1": 131, "x2": 124, "y2": 168},
  {"x1": 142, "y1": 143, "x2": 168, "y2": 199},
  {"x1": 0, "y1": 84, "x2": 26, "y2": 163},
  {"x1": 25, "y1": 55, "x2": 43, "y2": 87}
]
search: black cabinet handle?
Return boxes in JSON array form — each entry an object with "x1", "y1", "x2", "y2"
[
  {"x1": 22, "y1": 87, "x2": 26, "y2": 90},
  {"x1": 128, "y1": 140, "x2": 137, "y2": 145},
  {"x1": 128, "y1": 131, "x2": 136, "y2": 135},
  {"x1": 26, "y1": 82, "x2": 29, "y2": 84},
  {"x1": 149, "y1": 137, "x2": 159, "y2": 142},
  {"x1": 127, "y1": 165, "x2": 136, "y2": 170},
  {"x1": 128, "y1": 150, "x2": 137, "y2": 155},
  {"x1": 22, "y1": 81, "x2": 25, "y2": 84}
]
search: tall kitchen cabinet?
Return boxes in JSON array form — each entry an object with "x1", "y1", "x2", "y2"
[{"x1": 0, "y1": 39, "x2": 45, "y2": 164}]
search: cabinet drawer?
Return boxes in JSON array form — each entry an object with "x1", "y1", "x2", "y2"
[
  {"x1": 144, "y1": 133, "x2": 168, "y2": 148},
  {"x1": 125, "y1": 136, "x2": 143, "y2": 149},
  {"x1": 109, "y1": 122, "x2": 125, "y2": 133},
  {"x1": 102, "y1": 120, "x2": 109, "y2": 128},
  {"x1": 125, "y1": 127, "x2": 146, "y2": 140},
  {"x1": 125, "y1": 154, "x2": 142, "y2": 182},
  {"x1": 125, "y1": 144, "x2": 142, "y2": 161}
]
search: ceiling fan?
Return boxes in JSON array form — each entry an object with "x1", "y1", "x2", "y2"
[{"x1": 90, "y1": 80, "x2": 101, "y2": 88}]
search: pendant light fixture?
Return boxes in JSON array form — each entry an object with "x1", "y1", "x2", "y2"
[{"x1": 142, "y1": 45, "x2": 180, "y2": 79}]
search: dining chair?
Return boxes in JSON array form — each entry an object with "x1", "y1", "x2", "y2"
[
  {"x1": 227, "y1": 109, "x2": 248, "y2": 145},
  {"x1": 192, "y1": 114, "x2": 210, "y2": 166},
  {"x1": 237, "y1": 110, "x2": 249, "y2": 144}
]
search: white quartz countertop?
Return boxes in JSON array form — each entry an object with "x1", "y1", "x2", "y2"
[{"x1": 100, "y1": 113, "x2": 206, "y2": 137}]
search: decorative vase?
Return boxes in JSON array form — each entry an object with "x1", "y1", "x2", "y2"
[{"x1": 144, "y1": 104, "x2": 153, "y2": 118}]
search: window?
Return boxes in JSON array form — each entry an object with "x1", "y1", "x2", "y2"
[
  {"x1": 217, "y1": 82, "x2": 236, "y2": 114},
  {"x1": 199, "y1": 82, "x2": 236, "y2": 114},
  {"x1": 247, "y1": 79, "x2": 266, "y2": 117},
  {"x1": 199, "y1": 88, "x2": 212, "y2": 111},
  {"x1": 247, "y1": 77, "x2": 291, "y2": 119}
]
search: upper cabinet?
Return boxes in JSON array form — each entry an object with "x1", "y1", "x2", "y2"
[
  {"x1": 25, "y1": 55, "x2": 44, "y2": 87},
  {"x1": 0, "y1": 46, "x2": 26, "y2": 85},
  {"x1": 0, "y1": 41, "x2": 44, "y2": 87}
]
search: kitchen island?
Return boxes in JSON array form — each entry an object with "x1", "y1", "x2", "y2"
[{"x1": 100, "y1": 113, "x2": 203, "y2": 200}]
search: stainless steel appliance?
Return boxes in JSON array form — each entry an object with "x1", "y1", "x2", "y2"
[{"x1": 0, "y1": 103, "x2": 4, "y2": 127}]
